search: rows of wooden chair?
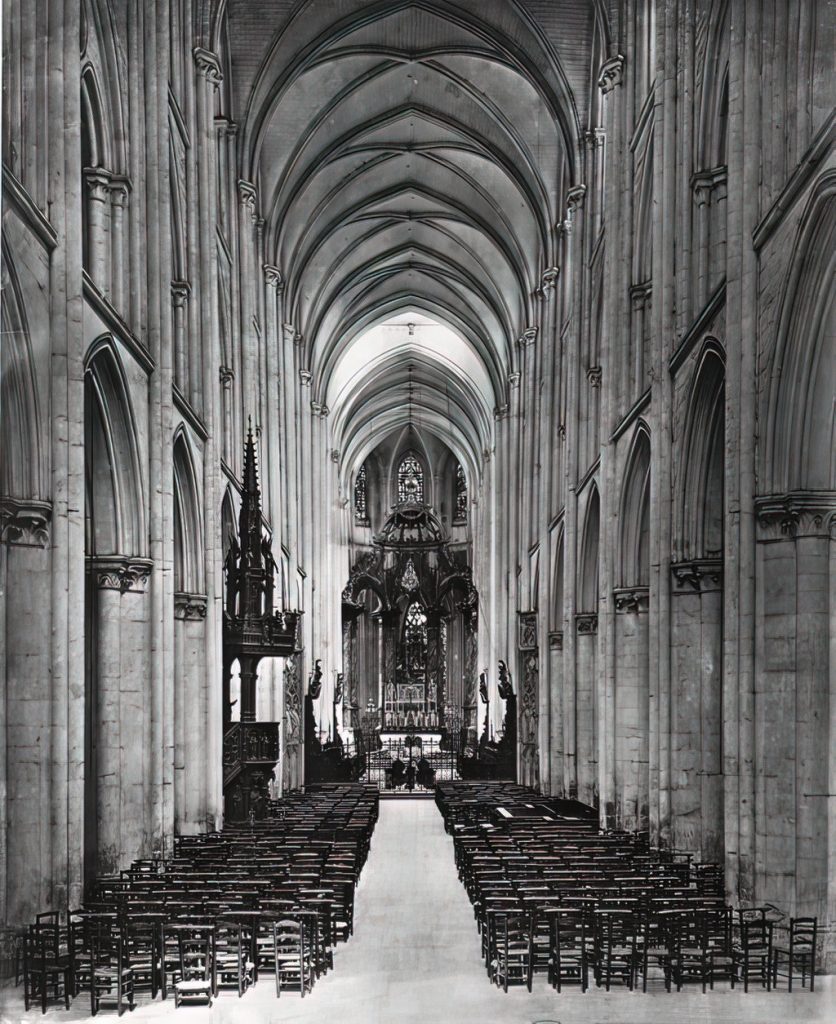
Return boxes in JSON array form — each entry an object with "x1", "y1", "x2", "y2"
[
  {"x1": 439, "y1": 781, "x2": 817, "y2": 996},
  {"x1": 20, "y1": 783, "x2": 378, "y2": 1014}
]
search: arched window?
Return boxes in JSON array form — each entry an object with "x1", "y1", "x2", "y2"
[
  {"x1": 354, "y1": 463, "x2": 368, "y2": 523},
  {"x1": 403, "y1": 601, "x2": 428, "y2": 677},
  {"x1": 397, "y1": 454, "x2": 424, "y2": 504},
  {"x1": 455, "y1": 463, "x2": 467, "y2": 522}
]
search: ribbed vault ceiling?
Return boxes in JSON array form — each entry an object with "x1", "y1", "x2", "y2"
[{"x1": 242, "y1": 0, "x2": 579, "y2": 485}]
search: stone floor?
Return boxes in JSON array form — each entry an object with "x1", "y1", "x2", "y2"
[{"x1": 2, "y1": 799, "x2": 833, "y2": 1024}]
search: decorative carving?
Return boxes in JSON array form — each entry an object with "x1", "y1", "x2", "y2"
[
  {"x1": 494, "y1": 404, "x2": 510, "y2": 420},
  {"x1": 518, "y1": 611, "x2": 538, "y2": 651},
  {"x1": 174, "y1": 592, "x2": 208, "y2": 619},
  {"x1": 84, "y1": 167, "x2": 112, "y2": 203},
  {"x1": 566, "y1": 184, "x2": 587, "y2": 213},
  {"x1": 691, "y1": 166, "x2": 727, "y2": 207},
  {"x1": 171, "y1": 280, "x2": 190, "y2": 308},
  {"x1": 548, "y1": 630, "x2": 563, "y2": 651},
  {"x1": 284, "y1": 653, "x2": 302, "y2": 743},
  {"x1": 401, "y1": 556, "x2": 419, "y2": 592},
  {"x1": 263, "y1": 264, "x2": 284, "y2": 291},
  {"x1": 587, "y1": 365, "x2": 602, "y2": 387},
  {"x1": 671, "y1": 559, "x2": 723, "y2": 592},
  {"x1": 576, "y1": 612, "x2": 598, "y2": 635},
  {"x1": 755, "y1": 492, "x2": 836, "y2": 540},
  {"x1": 518, "y1": 326, "x2": 538, "y2": 348},
  {"x1": 310, "y1": 401, "x2": 329, "y2": 416},
  {"x1": 299, "y1": 369, "x2": 312, "y2": 386},
  {"x1": 598, "y1": 54, "x2": 625, "y2": 93},
  {"x1": 630, "y1": 281, "x2": 653, "y2": 309},
  {"x1": 330, "y1": 448, "x2": 340, "y2": 463},
  {"x1": 193, "y1": 47, "x2": 223, "y2": 85},
  {"x1": 498, "y1": 660, "x2": 514, "y2": 700},
  {"x1": 0, "y1": 498, "x2": 51, "y2": 547},
  {"x1": 219, "y1": 365, "x2": 234, "y2": 388},
  {"x1": 309, "y1": 659, "x2": 323, "y2": 698},
  {"x1": 237, "y1": 179, "x2": 258, "y2": 220},
  {"x1": 613, "y1": 586, "x2": 650, "y2": 613},
  {"x1": 508, "y1": 372, "x2": 521, "y2": 389},
  {"x1": 90, "y1": 556, "x2": 153, "y2": 592}
]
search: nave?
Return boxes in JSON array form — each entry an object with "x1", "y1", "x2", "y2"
[{"x1": 3, "y1": 799, "x2": 833, "y2": 1024}]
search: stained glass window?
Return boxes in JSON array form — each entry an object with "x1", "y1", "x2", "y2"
[
  {"x1": 455, "y1": 463, "x2": 467, "y2": 521},
  {"x1": 403, "y1": 601, "x2": 428, "y2": 675},
  {"x1": 397, "y1": 454, "x2": 424, "y2": 504},
  {"x1": 354, "y1": 464, "x2": 368, "y2": 522}
]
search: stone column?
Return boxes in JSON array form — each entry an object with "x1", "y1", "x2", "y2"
[
  {"x1": 171, "y1": 280, "x2": 191, "y2": 393},
  {"x1": 282, "y1": 651, "x2": 303, "y2": 792},
  {"x1": 575, "y1": 613, "x2": 598, "y2": 805},
  {"x1": 109, "y1": 177, "x2": 130, "y2": 314},
  {"x1": 548, "y1": 630, "x2": 564, "y2": 796},
  {"x1": 89, "y1": 557, "x2": 152, "y2": 876},
  {"x1": 613, "y1": 586, "x2": 650, "y2": 831},
  {"x1": 670, "y1": 560, "x2": 724, "y2": 861},
  {"x1": 84, "y1": 168, "x2": 112, "y2": 295},
  {"x1": 173, "y1": 593, "x2": 207, "y2": 834}
]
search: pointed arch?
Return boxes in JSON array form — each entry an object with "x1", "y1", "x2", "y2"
[
  {"x1": 0, "y1": 240, "x2": 43, "y2": 500},
  {"x1": 173, "y1": 429, "x2": 204, "y2": 594},
  {"x1": 679, "y1": 343, "x2": 725, "y2": 560},
  {"x1": 84, "y1": 340, "x2": 145, "y2": 556},
  {"x1": 765, "y1": 175, "x2": 836, "y2": 493},
  {"x1": 221, "y1": 486, "x2": 237, "y2": 559},
  {"x1": 619, "y1": 426, "x2": 651, "y2": 587},
  {"x1": 396, "y1": 450, "x2": 425, "y2": 504},
  {"x1": 578, "y1": 485, "x2": 600, "y2": 613},
  {"x1": 697, "y1": 0, "x2": 730, "y2": 171}
]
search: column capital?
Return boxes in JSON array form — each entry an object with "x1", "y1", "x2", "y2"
[
  {"x1": 691, "y1": 166, "x2": 727, "y2": 206},
  {"x1": 108, "y1": 175, "x2": 132, "y2": 203},
  {"x1": 310, "y1": 400, "x2": 329, "y2": 416},
  {"x1": 219, "y1": 365, "x2": 234, "y2": 388},
  {"x1": 613, "y1": 586, "x2": 650, "y2": 613},
  {"x1": 171, "y1": 279, "x2": 191, "y2": 307},
  {"x1": 263, "y1": 264, "x2": 284, "y2": 291},
  {"x1": 566, "y1": 184, "x2": 587, "y2": 213},
  {"x1": 193, "y1": 47, "x2": 223, "y2": 85},
  {"x1": 83, "y1": 166, "x2": 113, "y2": 202},
  {"x1": 548, "y1": 630, "x2": 564, "y2": 651},
  {"x1": 238, "y1": 179, "x2": 258, "y2": 221},
  {"x1": 575, "y1": 612, "x2": 598, "y2": 635},
  {"x1": 598, "y1": 54, "x2": 625, "y2": 93},
  {"x1": 517, "y1": 326, "x2": 539, "y2": 348},
  {"x1": 299, "y1": 369, "x2": 312, "y2": 386},
  {"x1": 517, "y1": 610, "x2": 538, "y2": 651},
  {"x1": 174, "y1": 592, "x2": 208, "y2": 620},
  {"x1": 630, "y1": 281, "x2": 652, "y2": 310},
  {"x1": 671, "y1": 558, "x2": 723, "y2": 592},
  {"x1": 507, "y1": 371, "x2": 521, "y2": 389},
  {"x1": 0, "y1": 497, "x2": 51, "y2": 547},
  {"x1": 535, "y1": 266, "x2": 560, "y2": 300},
  {"x1": 755, "y1": 491, "x2": 836, "y2": 540},
  {"x1": 88, "y1": 556, "x2": 153, "y2": 593},
  {"x1": 586, "y1": 365, "x2": 602, "y2": 388}
]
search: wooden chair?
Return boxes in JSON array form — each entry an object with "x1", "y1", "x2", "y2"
[
  {"x1": 771, "y1": 917, "x2": 816, "y2": 992},
  {"x1": 271, "y1": 917, "x2": 315, "y2": 997},
  {"x1": 486, "y1": 910, "x2": 533, "y2": 992},
  {"x1": 22, "y1": 925, "x2": 72, "y2": 1014},
  {"x1": 549, "y1": 908, "x2": 588, "y2": 992},
  {"x1": 173, "y1": 926, "x2": 214, "y2": 1007},
  {"x1": 592, "y1": 909, "x2": 637, "y2": 990},
  {"x1": 84, "y1": 915, "x2": 135, "y2": 1016},
  {"x1": 735, "y1": 916, "x2": 773, "y2": 992},
  {"x1": 214, "y1": 918, "x2": 254, "y2": 997}
]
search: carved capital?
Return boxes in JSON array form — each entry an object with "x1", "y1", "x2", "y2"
[
  {"x1": 174, "y1": 592, "x2": 208, "y2": 619},
  {"x1": 299, "y1": 369, "x2": 312, "y2": 386},
  {"x1": 238, "y1": 179, "x2": 258, "y2": 221},
  {"x1": 89, "y1": 556, "x2": 153, "y2": 593},
  {"x1": 671, "y1": 558, "x2": 723, "y2": 592},
  {"x1": 508, "y1": 371, "x2": 521, "y2": 389},
  {"x1": 691, "y1": 166, "x2": 728, "y2": 206},
  {"x1": 584, "y1": 127, "x2": 607, "y2": 148},
  {"x1": 613, "y1": 586, "x2": 650, "y2": 613},
  {"x1": 548, "y1": 630, "x2": 563, "y2": 652},
  {"x1": 108, "y1": 175, "x2": 131, "y2": 205},
  {"x1": 539, "y1": 266, "x2": 560, "y2": 299},
  {"x1": 575, "y1": 612, "x2": 598, "y2": 635},
  {"x1": 193, "y1": 47, "x2": 223, "y2": 85},
  {"x1": 171, "y1": 280, "x2": 191, "y2": 308},
  {"x1": 0, "y1": 498, "x2": 51, "y2": 547},
  {"x1": 263, "y1": 264, "x2": 284, "y2": 291},
  {"x1": 83, "y1": 166, "x2": 112, "y2": 203},
  {"x1": 586, "y1": 365, "x2": 602, "y2": 388},
  {"x1": 566, "y1": 184, "x2": 587, "y2": 213},
  {"x1": 630, "y1": 281, "x2": 652, "y2": 310},
  {"x1": 598, "y1": 54, "x2": 625, "y2": 93},
  {"x1": 330, "y1": 448, "x2": 340, "y2": 463},
  {"x1": 517, "y1": 326, "x2": 538, "y2": 348},
  {"x1": 219, "y1": 365, "x2": 234, "y2": 388},
  {"x1": 494, "y1": 404, "x2": 509, "y2": 420},
  {"x1": 755, "y1": 492, "x2": 836, "y2": 540},
  {"x1": 310, "y1": 400, "x2": 329, "y2": 417}
]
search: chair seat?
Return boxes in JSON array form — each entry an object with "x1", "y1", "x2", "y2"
[{"x1": 175, "y1": 978, "x2": 212, "y2": 992}]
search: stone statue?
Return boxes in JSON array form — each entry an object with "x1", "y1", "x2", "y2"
[
  {"x1": 309, "y1": 658, "x2": 323, "y2": 698},
  {"x1": 479, "y1": 670, "x2": 488, "y2": 704},
  {"x1": 498, "y1": 659, "x2": 514, "y2": 700}
]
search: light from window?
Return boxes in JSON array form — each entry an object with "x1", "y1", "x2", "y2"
[
  {"x1": 398, "y1": 454, "x2": 424, "y2": 503},
  {"x1": 455, "y1": 463, "x2": 467, "y2": 521},
  {"x1": 354, "y1": 464, "x2": 368, "y2": 522},
  {"x1": 403, "y1": 601, "x2": 428, "y2": 675}
]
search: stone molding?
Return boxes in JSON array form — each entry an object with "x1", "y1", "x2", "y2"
[
  {"x1": 613, "y1": 586, "x2": 650, "y2": 613},
  {"x1": 598, "y1": 55, "x2": 625, "y2": 93},
  {"x1": 691, "y1": 165, "x2": 728, "y2": 206},
  {"x1": 671, "y1": 558, "x2": 723, "y2": 592},
  {"x1": 548, "y1": 630, "x2": 564, "y2": 651},
  {"x1": 193, "y1": 47, "x2": 223, "y2": 85},
  {"x1": 576, "y1": 612, "x2": 598, "y2": 635},
  {"x1": 174, "y1": 592, "x2": 208, "y2": 619},
  {"x1": 89, "y1": 556, "x2": 153, "y2": 592},
  {"x1": 755, "y1": 492, "x2": 836, "y2": 540},
  {"x1": 0, "y1": 497, "x2": 52, "y2": 547}
]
